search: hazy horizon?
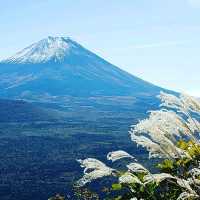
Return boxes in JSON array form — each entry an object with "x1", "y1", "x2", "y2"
[{"x1": 1, "y1": 0, "x2": 200, "y2": 96}]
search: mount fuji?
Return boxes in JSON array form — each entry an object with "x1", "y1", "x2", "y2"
[
  {"x1": 0, "y1": 36, "x2": 166, "y2": 101},
  {"x1": 0, "y1": 37, "x2": 174, "y2": 200}
]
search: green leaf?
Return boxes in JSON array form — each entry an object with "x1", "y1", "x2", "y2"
[{"x1": 112, "y1": 183, "x2": 122, "y2": 191}]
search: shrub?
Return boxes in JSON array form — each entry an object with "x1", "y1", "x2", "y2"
[{"x1": 76, "y1": 92, "x2": 200, "y2": 200}]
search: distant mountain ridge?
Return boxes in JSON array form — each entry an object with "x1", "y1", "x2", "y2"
[
  {"x1": 0, "y1": 36, "x2": 166, "y2": 100},
  {"x1": 0, "y1": 99, "x2": 66, "y2": 123}
]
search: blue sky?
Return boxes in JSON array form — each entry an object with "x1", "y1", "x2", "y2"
[{"x1": 1, "y1": 0, "x2": 200, "y2": 96}]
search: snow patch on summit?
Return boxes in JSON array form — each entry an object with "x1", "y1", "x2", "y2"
[{"x1": 3, "y1": 36, "x2": 77, "y2": 64}]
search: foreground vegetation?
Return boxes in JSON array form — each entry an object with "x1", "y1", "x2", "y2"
[{"x1": 76, "y1": 92, "x2": 200, "y2": 200}]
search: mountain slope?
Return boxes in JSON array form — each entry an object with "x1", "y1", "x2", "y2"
[{"x1": 0, "y1": 36, "x2": 164, "y2": 100}]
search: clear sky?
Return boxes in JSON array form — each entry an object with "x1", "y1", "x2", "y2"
[{"x1": 1, "y1": 0, "x2": 200, "y2": 96}]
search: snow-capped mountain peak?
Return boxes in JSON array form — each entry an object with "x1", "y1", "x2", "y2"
[
  {"x1": 2, "y1": 36, "x2": 79, "y2": 64},
  {"x1": 0, "y1": 35, "x2": 168, "y2": 98}
]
